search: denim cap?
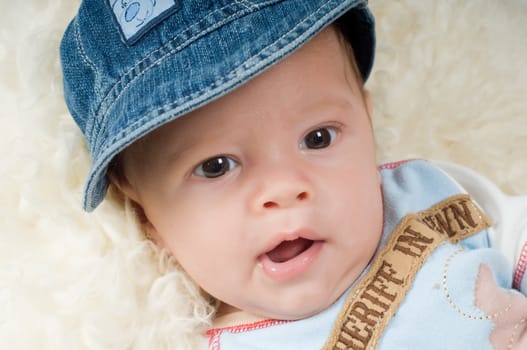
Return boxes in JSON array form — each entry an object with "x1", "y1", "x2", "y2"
[{"x1": 60, "y1": 0, "x2": 375, "y2": 211}]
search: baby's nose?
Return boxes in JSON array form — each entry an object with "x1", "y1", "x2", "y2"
[
  {"x1": 251, "y1": 170, "x2": 314, "y2": 212},
  {"x1": 262, "y1": 190, "x2": 310, "y2": 209}
]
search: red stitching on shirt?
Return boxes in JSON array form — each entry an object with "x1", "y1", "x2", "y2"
[
  {"x1": 378, "y1": 159, "x2": 421, "y2": 170},
  {"x1": 208, "y1": 330, "x2": 221, "y2": 350},
  {"x1": 513, "y1": 241, "x2": 527, "y2": 290},
  {"x1": 206, "y1": 319, "x2": 289, "y2": 350}
]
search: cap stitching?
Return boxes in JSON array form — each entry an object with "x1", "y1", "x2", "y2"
[
  {"x1": 94, "y1": 2, "x2": 248, "y2": 126},
  {"x1": 102, "y1": 0, "x2": 280, "y2": 95},
  {"x1": 73, "y1": 19, "x2": 99, "y2": 87},
  {"x1": 234, "y1": 0, "x2": 254, "y2": 12},
  {"x1": 110, "y1": 2, "x2": 233, "y2": 86},
  {"x1": 73, "y1": 18, "x2": 102, "y2": 146}
]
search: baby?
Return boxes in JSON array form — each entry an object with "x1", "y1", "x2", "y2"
[{"x1": 60, "y1": 0, "x2": 527, "y2": 348}]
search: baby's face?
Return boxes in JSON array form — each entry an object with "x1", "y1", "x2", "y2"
[{"x1": 121, "y1": 26, "x2": 383, "y2": 320}]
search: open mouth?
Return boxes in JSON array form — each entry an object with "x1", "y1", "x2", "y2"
[
  {"x1": 266, "y1": 238, "x2": 315, "y2": 263},
  {"x1": 258, "y1": 236, "x2": 323, "y2": 281}
]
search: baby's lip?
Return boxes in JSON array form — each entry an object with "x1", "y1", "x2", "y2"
[
  {"x1": 257, "y1": 229, "x2": 324, "y2": 281},
  {"x1": 260, "y1": 229, "x2": 320, "y2": 256}
]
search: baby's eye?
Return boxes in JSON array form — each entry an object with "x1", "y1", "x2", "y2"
[
  {"x1": 193, "y1": 156, "x2": 238, "y2": 178},
  {"x1": 300, "y1": 127, "x2": 338, "y2": 149}
]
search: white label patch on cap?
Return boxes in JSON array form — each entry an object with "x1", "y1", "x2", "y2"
[{"x1": 109, "y1": 0, "x2": 180, "y2": 44}]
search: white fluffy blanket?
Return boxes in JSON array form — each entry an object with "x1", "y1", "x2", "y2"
[{"x1": 1, "y1": 0, "x2": 526, "y2": 349}]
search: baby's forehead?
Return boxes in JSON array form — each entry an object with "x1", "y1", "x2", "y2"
[{"x1": 145, "y1": 27, "x2": 358, "y2": 134}]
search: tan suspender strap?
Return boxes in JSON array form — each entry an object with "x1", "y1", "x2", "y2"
[{"x1": 323, "y1": 194, "x2": 491, "y2": 350}]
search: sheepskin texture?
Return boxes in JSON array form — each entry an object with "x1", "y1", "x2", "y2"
[{"x1": 1, "y1": 0, "x2": 526, "y2": 349}]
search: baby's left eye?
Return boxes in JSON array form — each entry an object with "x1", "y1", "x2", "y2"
[
  {"x1": 193, "y1": 156, "x2": 238, "y2": 179},
  {"x1": 300, "y1": 127, "x2": 338, "y2": 149}
]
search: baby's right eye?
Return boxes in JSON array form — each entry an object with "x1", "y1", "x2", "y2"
[{"x1": 193, "y1": 156, "x2": 238, "y2": 178}]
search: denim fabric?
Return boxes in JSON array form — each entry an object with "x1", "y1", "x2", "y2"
[{"x1": 60, "y1": 0, "x2": 375, "y2": 211}]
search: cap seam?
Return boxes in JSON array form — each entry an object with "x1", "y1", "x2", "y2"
[
  {"x1": 73, "y1": 18, "x2": 101, "y2": 148},
  {"x1": 102, "y1": 0, "x2": 279, "y2": 100},
  {"x1": 234, "y1": 0, "x2": 255, "y2": 12}
]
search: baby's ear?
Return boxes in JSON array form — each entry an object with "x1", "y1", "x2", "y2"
[
  {"x1": 107, "y1": 167, "x2": 166, "y2": 246},
  {"x1": 110, "y1": 178, "x2": 166, "y2": 247},
  {"x1": 107, "y1": 159, "x2": 141, "y2": 204},
  {"x1": 128, "y1": 198, "x2": 166, "y2": 247}
]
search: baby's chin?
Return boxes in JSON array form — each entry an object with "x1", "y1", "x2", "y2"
[
  {"x1": 214, "y1": 261, "x2": 363, "y2": 323},
  {"x1": 252, "y1": 308, "x2": 328, "y2": 323},
  {"x1": 248, "y1": 293, "x2": 345, "y2": 321}
]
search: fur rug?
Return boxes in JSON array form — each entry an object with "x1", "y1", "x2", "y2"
[{"x1": 1, "y1": 0, "x2": 526, "y2": 349}]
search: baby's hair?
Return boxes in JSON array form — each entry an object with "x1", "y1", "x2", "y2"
[
  {"x1": 333, "y1": 18, "x2": 371, "y2": 117},
  {"x1": 334, "y1": 23, "x2": 365, "y2": 88}
]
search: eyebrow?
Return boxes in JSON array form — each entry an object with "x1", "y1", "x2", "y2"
[
  {"x1": 299, "y1": 95, "x2": 356, "y2": 118},
  {"x1": 164, "y1": 141, "x2": 197, "y2": 166},
  {"x1": 161, "y1": 127, "x2": 230, "y2": 171}
]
